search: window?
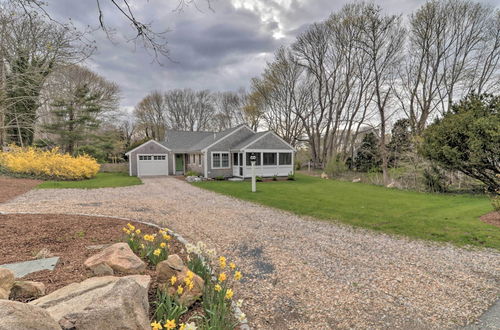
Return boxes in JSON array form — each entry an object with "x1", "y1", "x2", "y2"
[
  {"x1": 279, "y1": 153, "x2": 292, "y2": 165},
  {"x1": 233, "y1": 153, "x2": 239, "y2": 166},
  {"x1": 190, "y1": 154, "x2": 195, "y2": 164},
  {"x1": 153, "y1": 155, "x2": 166, "y2": 160},
  {"x1": 139, "y1": 155, "x2": 152, "y2": 160},
  {"x1": 263, "y1": 152, "x2": 277, "y2": 165},
  {"x1": 246, "y1": 153, "x2": 261, "y2": 166},
  {"x1": 212, "y1": 152, "x2": 230, "y2": 168},
  {"x1": 198, "y1": 154, "x2": 202, "y2": 166}
]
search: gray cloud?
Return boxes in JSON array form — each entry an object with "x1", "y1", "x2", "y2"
[{"x1": 42, "y1": 0, "x2": 500, "y2": 112}]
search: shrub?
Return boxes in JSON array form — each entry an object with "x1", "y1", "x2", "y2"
[
  {"x1": 325, "y1": 157, "x2": 347, "y2": 178},
  {"x1": 420, "y1": 93, "x2": 499, "y2": 192},
  {"x1": 491, "y1": 194, "x2": 500, "y2": 212},
  {"x1": 0, "y1": 145, "x2": 100, "y2": 180},
  {"x1": 186, "y1": 170, "x2": 201, "y2": 177},
  {"x1": 272, "y1": 175, "x2": 278, "y2": 181},
  {"x1": 256, "y1": 176, "x2": 263, "y2": 182},
  {"x1": 423, "y1": 165, "x2": 448, "y2": 193},
  {"x1": 287, "y1": 173, "x2": 295, "y2": 181}
]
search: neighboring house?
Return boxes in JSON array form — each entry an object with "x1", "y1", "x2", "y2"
[{"x1": 125, "y1": 124, "x2": 296, "y2": 178}]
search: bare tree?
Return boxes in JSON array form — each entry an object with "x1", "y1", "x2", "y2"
[
  {"x1": 251, "y1": 47, "x2": 308, "y2": 146},
  {"x1": 211, "y1": 91, "x2": 246, "y2": 131},
  {"x1": 356, "y1": 4, "x2": 405, "y2": 185},
  {"x1": 164, "y1": 89, "x2": 215, "y2": 131},
  {"x1": 133, "y1": 91, "x2": 167, "y2": 140}
]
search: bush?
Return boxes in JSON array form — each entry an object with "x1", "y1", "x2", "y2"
[
  {"x1": 256, "y1": 176, "x2": 263, "y2": 182},
  {"x1": 420, "y1": 93, "x2": 499, "y2": 192},
  {"x1": 0, "y1": 145, "x2": 100, "y2": 180},
  {"x1": 325, "y1": 157, "x2": 347, "y2": 178},
  {"x1": 491, "y1": 194, "x2": 500, "y2": 212},
  {"x1": 186, "y1": 170, "x2": 201, "y2": 177},
  {"x1": 423, "y1": 165, "x2": 448, "y2": 193},
  {"x1": 287, "y1": 173, "x2": 295, "y2": 181}
]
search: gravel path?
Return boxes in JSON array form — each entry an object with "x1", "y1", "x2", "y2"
[{"x1": 1, "y1": 177, "x2": 499, "y2": 329}]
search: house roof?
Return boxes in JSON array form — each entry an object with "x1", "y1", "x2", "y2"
[
  {"x1": 231, "y1": 131, "x2": 270, "y2": 151},
  {"x1": 161, "y1": 124, "x2": 247, "y2": 152}
]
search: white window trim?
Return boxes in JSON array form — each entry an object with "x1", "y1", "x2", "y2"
[{"x1": 211, "y1": 151, "x2": 231, "y2": 169}]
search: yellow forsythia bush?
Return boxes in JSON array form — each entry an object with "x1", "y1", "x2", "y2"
[{"x1": 0, "y1": 146, "x2": 100, "y2": 180}]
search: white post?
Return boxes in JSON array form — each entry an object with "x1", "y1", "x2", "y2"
[{"x1": 250, "y1": 153, "x2": 256, "y2": 192}]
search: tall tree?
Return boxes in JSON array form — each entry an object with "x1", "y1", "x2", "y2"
[
  {"x1": 134, "y1": 91, "x2": 167, "y2": 140},
  {"x1": 356, "y1": 4, "x2": 405, "y2": 185}
]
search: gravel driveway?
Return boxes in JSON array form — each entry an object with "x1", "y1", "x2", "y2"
[{"x1": 1, "y1": 177, "x2": 499, "y2": 329}]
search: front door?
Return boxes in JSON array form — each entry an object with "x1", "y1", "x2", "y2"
[{"x1": 175, "y1": 154, "x2": 184, "y2": 173}]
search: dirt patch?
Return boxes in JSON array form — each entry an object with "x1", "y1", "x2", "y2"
[
  {"x1": 480, "y1": 211, "x2": 500, "y2": 228},
  {"x1": 0, "y1": 213, "x2": 186, "y2": 296},
  {"x1": 0, "y1": 176, "x2": 41, "y2": 203}
]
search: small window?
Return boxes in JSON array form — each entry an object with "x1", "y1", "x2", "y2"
[
  {"x1": 198, "y1": 154, "x2": 202, "y2": 165},
  {"x1": 246, "y1": 153, "x2": 261, "y2": 166},
  {"x1": 233, "y1": 153, "x2": 239, "y2": 166},
  {"x1": 279, "y1": 153, "x2": 292, "y2": 165},
  {"x1": 212, "y1": 152, "x2": 229, "y2": 168},
  {"x1": 139, "y1": 155, "x2": 144, "y2": 160},
  {"x1": 263, "y1": 152, "x2": 277, "y2": 165}
]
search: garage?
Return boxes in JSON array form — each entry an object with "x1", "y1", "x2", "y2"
[{"x1": 137, "y1": 154, "x2": 169, "y2": 176}]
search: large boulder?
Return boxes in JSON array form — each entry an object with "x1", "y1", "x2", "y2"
[
  {"x1": 31, "y1": 275, "x2": 151, "y2": 330},
  {"x1": 0, "y1": 268, "x2": 15, "y2": 300},
  {"x1": 0, "y1": 300, "x2": 60, "y2": 330},
  {"x1": 10, "y1": 281, "x2": 46, "y2": 299},
  {"x1": 84, "y1": 242, "x2": 146, "y2": 274},
  {"x1": 157, "y1": 254, "x2": 204, "y2": 307}
]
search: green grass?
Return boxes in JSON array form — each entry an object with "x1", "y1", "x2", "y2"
[
  {"x1": 193, "y1": 174, "x2": 499, "y2": 249},
  {"x1": 38, "y1": 172, "x2": 142, "y2": 189}
]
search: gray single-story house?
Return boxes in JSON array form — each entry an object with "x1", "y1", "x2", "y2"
[{"x1": 125, "y1": 124, "x2": 296, "y2": 178}]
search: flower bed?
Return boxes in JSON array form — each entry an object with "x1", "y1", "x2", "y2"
[
  {"x1": 123, "y1": 225, "x2": 245, "y2": 330},
  {"x1": 0, "y1": 146, "x2": 100, "y2": 180},
  {"x1": 0, "y1": 213, "x2": 245, "y2": 329}
]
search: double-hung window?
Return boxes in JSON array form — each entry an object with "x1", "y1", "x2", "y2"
[{"x1": 212, "y1": 152, "x2": 229, "y2": 168}]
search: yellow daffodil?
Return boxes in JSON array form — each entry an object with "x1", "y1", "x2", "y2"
[
  {"x1": 218, "y1": 272, "x2": 227, "y2": 282},
  {"x1": 179, "y1": 324, "x2": 186, "y2": 330},
  {"x1": 177, "y1": 285, "x2": 184, "y2": 295},
  {"x1": 225, "y1": 288, "x2": 234, "y2": 300},
  {"x1": 234, "y1": 271, "x2": 242, "y2": 281},
  {"x1": 219, "y1": 256, "x2": 227, "y2": 268},
  {"x1": 184, "y1": 277, "x2": 192, "y2": 286},
  {"x1": 238, "y1": 313, "x2": 246, "y2": 321},
  {"x1": 236, "y1": 299, "x2": 244, "y2": 308},
  {"x1": 159, "y1": 230, "x2": 165, "y2": 235},
  {"x1": 163, "y1": 234, "x2": 171, "y2": 241},
  {"x1": 140, "y1": 243, "x2": 145, "y2": 249},
  {"x1": 229, "y1": 262, "x2": 236, "y2": 270},
  {"x1": 214, "y1": 284, "x2": 222, "y2": 292},
  {"x1": 151, "y1": 321, "x2": 163, "y2": 330},
  {"x1": 127, "y1": 223, "x2": 135, "y2": 231},
  {"x1": 144, "y1": 234, "x2": 155, "y2": 242},
  {"x1": 122, "y1": 227, "x2": 128, "y2": 233},
  {"x1": 153, "y1": 249, "x2": 161, "y2": 256},
  {"x1": 124, "y1": 229, "x2": 131, "y2": 235},
  {"x1": 186, "y1": 270, "x2": 194, "y2": 280},
  {"x1": 164, "y1": 319, "x2": 176, "y2": 330},
  {"x1": 160, "y1": 242, "x2": 167, "y2": 248},
  {"x1": 188, "y1": 281, "x2": 194, "y2": 291},
  {"x1": 170, "y1": 275, "x2": 177, "y2": 285},
  {"x1": 135, "y1": 229, "x2": 141, "y2": 235}
]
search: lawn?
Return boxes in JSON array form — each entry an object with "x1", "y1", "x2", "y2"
[
  {"x1": 193, "y1": 174, "x2": 500, "y2": 249},
  {"x1": 38, "y1": 172, "x2": 142, "y2": 189}
]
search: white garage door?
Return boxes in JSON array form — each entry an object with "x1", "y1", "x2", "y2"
[{"x1": 137, "y1": 154, "x2": 168, "y2": 176}]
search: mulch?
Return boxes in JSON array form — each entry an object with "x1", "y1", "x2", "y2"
[
  {"x1": 480, "y1": 211, "x2": 500, "y2": 228},
  {"x1": 0, "y1": 213, "x2": 186, "y2": 296},
  {"x1": 0, "y1": 175, "x2": 42, "y2": 203}
]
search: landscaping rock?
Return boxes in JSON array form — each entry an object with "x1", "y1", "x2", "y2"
[
  {"x1": 0, "y1": 300, "x2": 60, "y2": 330},
  {"x1": 352, "y1": 178, "x2": 361, "y2": 183},
  {"x1": 31, "y1": 275, "x2": 151, "y2": 330},
  {"x1": 11, "y1": 281, "x2": 46, "y2": 299},
  {"x1": 35, "y1": 248, "x2": 53, "y2": 259},
  {"x1": 84, "y1": 242, "x2": 146, "y2": 274},
  {"x1": 156, "y1": 254, "x2": 184, "y2": 282},
  {"x1": 90, "y1": 263, "x2": 114, "y2": 276},
  {"x1": 186, "y1": 176, "x2": 202, "y2": 183},
  {"x1": 157, "y1": 254, "x2": 204, "y2": 307},
  {"x1": 320, "y1": 172, "x2": 328, "y2": 179},
  {"x1": 0, "y1": 268, "x2": 15, "y2": 299}
]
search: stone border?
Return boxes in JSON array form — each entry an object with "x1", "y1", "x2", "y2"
[{"x1": 0, "y1": 211, "x2": 250, "y2": 330}]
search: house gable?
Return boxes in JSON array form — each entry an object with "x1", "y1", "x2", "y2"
[{"x1": 244, "y1": 132, "x2": 295, "y2": 151}]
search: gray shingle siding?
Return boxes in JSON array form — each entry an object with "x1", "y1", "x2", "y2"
[
  {"x1": 206, "y1": 126, "x2": 254, "y2": 178},
  {"x1": 128, "y1": 141, "x2": 171, "y2": 176}
]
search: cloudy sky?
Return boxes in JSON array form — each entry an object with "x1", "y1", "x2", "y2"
[{"x1": 45, "y1": 0, "x2": 498, "y2": 113}]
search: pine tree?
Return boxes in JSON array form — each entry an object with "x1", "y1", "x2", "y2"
[{"x1": 44, "y1": 84, "x2": 101, "y2": 154}]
